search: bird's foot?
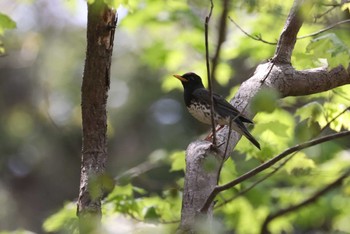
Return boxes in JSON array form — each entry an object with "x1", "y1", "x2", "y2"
[{"x1": 205, "y1": 125, "x2": 225, "y2": 141}]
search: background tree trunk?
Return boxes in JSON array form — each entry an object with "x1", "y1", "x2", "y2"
[{"x1": 77, "y1": 1, "x2": 116, "y2": 232}]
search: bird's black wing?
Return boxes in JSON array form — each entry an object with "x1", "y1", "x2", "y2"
[{"x1": 192, "y1": 88, "x2": 253, "y2": 124}]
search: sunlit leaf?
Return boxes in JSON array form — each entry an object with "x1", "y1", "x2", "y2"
[
  {"x1": 341, "y1": 3, "x2": 350, "y2": 13},
  {"x1": 251, "y1": 88, "x2": 280, "y2": 113},
  {"x1": 169, "y1": 151, "x2": 185, "y2": 172},
  {"x1": 108, "y1": 184, "x2": 133, "y2": 199},
  {"x1": 323, "y1": 102, "x2": 350, "y2": 131},
  {"x1": 294, "y1": 120, "x2": 320, "y2": 143},
  {"x1": 306, "y1": 33, "x2": 350, "y2": 68},
  {"x1": 42, "y1": 202, "x2": 78, "y2": 233},
  {"x1": 215, "y1": 63, "x2": 232, "y2": 86},
  {"x1": 143, "y1": 206, "x2": 160, "y2": 220},
  {"x1": 0, "y1": 13, "x2": 16, "y2": 35},
  {"x1": 295, "y1": 101, "x2": 325, "y2": 125},
  {"x1": 253, "y1": 121, "x2": 289, "y2": 138},
  {"x1": 88, "y1": 173, "x2": 115, "y2": 199},
  {"x1": 285, "y1": 152, "x2": 316, "y2": 176}
]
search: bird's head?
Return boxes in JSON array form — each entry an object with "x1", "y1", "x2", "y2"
[{"x1": 173, "y1": 72, "x2": 204, "y2": 91}]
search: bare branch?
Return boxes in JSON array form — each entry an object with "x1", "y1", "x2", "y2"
[
  {"x1": 313, "y1": 5, "x2": 337, "y2": 21},
  {"x1": 205, "y1": 0, "x2": 216, "y2": 146},
  {"x1": 298, "y1": 19, "x2": 350, "y2": 39},
  {"x1": 272, "y1": 0, "x2": 312, "y2": 64},
  {"x1": 261, "y1": 169, "x2": 350, "y2": 234},
  {"x1": 114, "y1": 160, "x2": 162, "y2": 183},
  {"x1": 215, "y1": 155, "x2": 294, "y2": 209},
  {"x1": 228, "y1": 16, "x2": 277, "y2": 45},
  {"x1": 210, "y1": 0, "x2": 230, "y2": 83},
  {"x1": 200, "y1": 131, "x2": 350, "y2": 213}
]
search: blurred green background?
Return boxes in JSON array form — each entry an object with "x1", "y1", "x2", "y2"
[{"x1": 1, "y1": 0, "x2": 350, "y2": 233}]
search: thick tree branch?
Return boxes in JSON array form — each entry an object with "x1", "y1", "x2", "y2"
[
  {"x1": 200, "y1": 130, "x2": 350, "y2": 213},
  {"x1": 266, "y1": 64, "x2": 350, "y2": 97},
  {"x1": 179, "y1": 141, "x2": 221, "y2": 232},
  {"x1": 261, "y1": 169, "x2": 350, "y2": 234},
  {"x1": 272, "y1": 0, "x2": 311, "y2": 64}
]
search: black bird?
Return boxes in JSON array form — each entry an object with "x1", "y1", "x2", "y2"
[{"x1": 173, "y1": 72, "x2": 260, "y2": 150}]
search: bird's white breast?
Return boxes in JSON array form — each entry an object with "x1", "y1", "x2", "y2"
[{"x1": 187, "y1": 102, "x2": 228, "y2": 125}]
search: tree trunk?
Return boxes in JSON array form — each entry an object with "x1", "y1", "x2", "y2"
[{"x1": 77, "y1": 1, "x2": 116, "y2": 232}]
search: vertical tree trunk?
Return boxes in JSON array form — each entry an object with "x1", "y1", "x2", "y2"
[{"x1": 77, "y1": 1, "x2": 116, "y2": 232}]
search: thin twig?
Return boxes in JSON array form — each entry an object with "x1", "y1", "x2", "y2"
[
  {"x1": 124, "y1": 210, "x2": 180, "y2": 224},
  {"x1": 200, "y1": 130, "x2": 350, "y2": 213},
  {"x1": 261, "y1": 62, "x2": 275, "y2": 84},
  {"x1": 298, "y1": 19, "x2": 350, "y2": 39},
  {"x1": 313, "y1": 5, "x2": 337, "y2": 21},
  {"x1": 223, "y1": 118, "x2": 233, "y2": 159},
  {"x1": 215, "y1": 154, "x2": 295, "y2": 209},
  {"x1": 319, "y1": 106, "x2": 350, "y2": 134},
  {"x1": 210, "y1": 0, "x2": 230, "y2": 83},
  {"x1": 228, "y1": 16, "x2": 277, "y2": 45},
  {"x1": 333, "y1": 89, "x2": 350, "y2": 102},
  {"x1": 205, "y1": 0, "x2": 216, "y2": 146},
  {"x1": 260, "y1": 169, "x2": 350, "y2": 234},
  {"x1": 114, "y1": 160, "x2": 162, "y2": 183}
]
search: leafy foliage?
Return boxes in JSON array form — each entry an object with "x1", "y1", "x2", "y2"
[
  {"x1": 2, "y1": 0, "x2": 350, "y2": 233},
  {"x1": 42, "y1": 203, "x2": 78, "y2": 233},
  {"x1": 306, "y1": 33, "x2": 350, "y2": 68},
  {"x1": 0, "y1": 12, "x2": 16, "y2": 54}
]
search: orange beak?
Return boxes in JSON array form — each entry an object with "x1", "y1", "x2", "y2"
[{"x1": 173, "y1": 74, "x2": 188, "y2": 82}]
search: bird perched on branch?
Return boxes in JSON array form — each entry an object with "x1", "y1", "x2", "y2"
[{"x1": 173, "y1": 72, "x2": 260, "y2": 150}]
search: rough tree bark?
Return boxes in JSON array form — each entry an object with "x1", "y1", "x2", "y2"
[
  {"x1": 77, "y1": 1, "x2": 116, "y2": 232},
  {"x1": 179, "y1": 0, "x2": 350, "y2": 232}
]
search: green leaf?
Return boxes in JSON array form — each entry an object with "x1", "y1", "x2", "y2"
[
  {"x1": 0, "y1": 13, "x2": 16, "y2": 35},
  {"x1": 203, "y1": 154, "x2": 220, "y2": 173},
  {"x1": 341, "y1": 3, "x2": 350, "y2": 13},
  {"x1": 294, "y1": 120, "x2": 320, "y2": 143},
  {"x1": 295, "y1": 101, "x2": 325, "y2": 125},
  {"x1": 88, "y1": 173, "x2": 115, "y2": 199},
  {"x1": 323, "y1": 102, "x2": 350, "y2": 131},
  {"x1": 143, "y1": 206, "x2": 161, "y2": 220},
  {"x1": 306, "y1": 33, "x2": 350, "y2": 68},
  {"x1": 253, "y1": 121, "x2": 289, "y2": 138},
  {"x1": 107, "y1": 184, "x2": 133, "y2": 199},
  {"x1": 285, "y1": 152, "x2": 315, "y2": 176},
  {"x1": 42, "y1": 202, "x2": 78, "y2": 233},
  {"x1": 169, "y1": 151, "x2": 185, "y2": 172},
  {"x1": 215, "y1": 63, "x2": 232, "y2": 86},
  {"x1": 251, "y1": 88, "x2": 280, "y2": 113},
  {"x1": 133, "y1": 186, "x2": 147, "y2": 195}
]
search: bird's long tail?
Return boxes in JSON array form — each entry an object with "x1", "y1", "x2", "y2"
[{"x1": 234, "y1": 120, "x2": 261, "y2": 150}]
